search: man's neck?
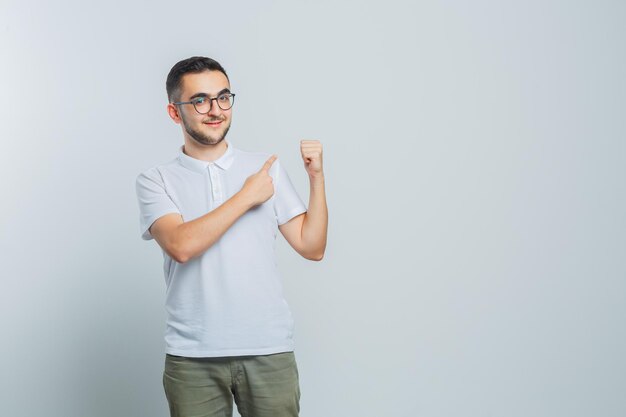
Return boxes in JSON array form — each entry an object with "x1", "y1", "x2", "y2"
[{"x1": 183, "y1": 139, "x2": 228, "y2": 162}]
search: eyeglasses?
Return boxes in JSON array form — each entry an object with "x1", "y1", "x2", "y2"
[{"x1": 172, "y1": 93, "x2": 236, "y2": 114}]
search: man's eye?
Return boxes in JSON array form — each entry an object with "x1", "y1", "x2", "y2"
[
  {"x1": 218, "y1": 94, "x2": 230, "y2": 101},
  {"x1": 194, "y1": 98, "x2": 207, "y2": 104}
]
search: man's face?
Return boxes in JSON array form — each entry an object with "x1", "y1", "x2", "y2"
[{"x1": 175, "y1": 70, "x2": 232, "y2": 146}]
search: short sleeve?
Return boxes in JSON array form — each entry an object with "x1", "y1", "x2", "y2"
[
  {"x1": 273, "y1": 159, "x2": 307, "y2": 225},
  {"x1": 135, "y1": 168, "x2": 181, "y2": 240}
]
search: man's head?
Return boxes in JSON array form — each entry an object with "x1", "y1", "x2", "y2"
[{"x1": 166, "y1": 56, "x2": 233, "y2": 147}]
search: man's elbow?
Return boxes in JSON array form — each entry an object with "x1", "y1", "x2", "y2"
[
  {"x1": 167, "y1": 240, "x2": 192, "y2": 264},
  {"x1": 166, "y1": 246, "x2": 189, "y2": 264},
  {"x1": 167, "y1": 234, "x2": 215, "y2": 264},
  {"x1": 302, "y1": 249, "x2": 325, "y2": 261},
  {"x1": 172, "y1": 252, "x2": 191, "y2": 264},
  {"x1": 311, "y1": 253, "x2": 324, "y2": 261}
]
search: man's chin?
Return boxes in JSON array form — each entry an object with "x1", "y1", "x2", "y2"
[
  {"x1": 192, "y1": 136, "x2": 225, "y2": 146},
  {"x1": 184, "y1": 122, "x2": 230, "y2": 147},
  {"x1": 198, "y1": 138, "x2": 224, "y2": 146}
]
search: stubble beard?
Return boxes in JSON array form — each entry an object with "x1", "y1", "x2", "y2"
[{"x1": 181, "y1": 112, "x2": 231, "y2": 146}]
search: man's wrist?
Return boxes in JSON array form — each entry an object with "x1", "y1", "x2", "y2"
[
  {"x1": 309, "y1": 173, "x2": 325, "y2": 187},
  {"x1": 233, "y1": 190, "x2": 254, "y2": 211}
]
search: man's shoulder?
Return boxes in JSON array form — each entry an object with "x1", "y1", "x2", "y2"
[{"x1": 135, "y1": 156, "x2": 180, "y2": 182}]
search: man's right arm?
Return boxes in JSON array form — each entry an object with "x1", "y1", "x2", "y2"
[{"x1": 149, "y1": 154, "x2": 278, "y2": 263}]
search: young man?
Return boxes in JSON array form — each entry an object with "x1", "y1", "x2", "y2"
[{"x1": 135, "y1": 56, "x2": 328, "y2": 417}]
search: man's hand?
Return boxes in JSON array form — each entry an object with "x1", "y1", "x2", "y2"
[
  {"x1": 300, "y1": 140, "x2": 323, "y2": 178},
  {"x1": 240, "y1": 154, "x2": 278, "y2": 207}
]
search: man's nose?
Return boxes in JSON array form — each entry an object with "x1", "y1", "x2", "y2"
[{"x1": 208, "y1": 99, "x2": 222, "y2": 116}]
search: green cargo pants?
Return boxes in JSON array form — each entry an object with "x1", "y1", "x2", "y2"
[{"x1": 163, "y1": 351, "x2": 301, "y2": 417}]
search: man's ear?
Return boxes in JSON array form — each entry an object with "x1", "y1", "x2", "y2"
[{"x1": 166, "y1": 103, "x2": 181, "y2": 124}]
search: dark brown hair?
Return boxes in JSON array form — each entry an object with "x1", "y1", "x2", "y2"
[{"x1": 166, "y1": 56, "x2": 229, "y2": 102}]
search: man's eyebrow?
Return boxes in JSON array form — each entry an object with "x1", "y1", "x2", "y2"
[{"x1": 189, "y1": 88, "x2": 231, "y2": 100}]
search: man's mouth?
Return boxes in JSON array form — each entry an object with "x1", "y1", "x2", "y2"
[{"x1": 204, "y1": 120, "x2": 223, "y2": 127}]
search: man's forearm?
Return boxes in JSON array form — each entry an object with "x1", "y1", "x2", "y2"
[
  {"x1": 173, "y1": 191, "x2": 252, "y2": 262},
  {"x1": 301, "y1": 174, "x2": 328, "y2": 260}
]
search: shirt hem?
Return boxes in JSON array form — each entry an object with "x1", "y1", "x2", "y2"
[
  {"x1": 141, "y1": 210, "x2": 182, "y2": 240},
  {"x1": 277, "y1": 207, "x2": 307, "y2": 226},
  {"x1": 165, "y1": 344, "x2": 295, "y2": 358}
]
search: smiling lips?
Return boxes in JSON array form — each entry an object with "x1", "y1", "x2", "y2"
[{"x1": 205, "y1": 120, "x2": 222, "y2": 127}]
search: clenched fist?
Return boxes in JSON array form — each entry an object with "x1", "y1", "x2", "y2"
[{"x1": 300, "y1": 140, "x2": 323, "y2": 178}]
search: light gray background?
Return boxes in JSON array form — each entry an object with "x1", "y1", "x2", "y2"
[{"x1": 1, "y1": 1, "x2": 624, "y2": 416}]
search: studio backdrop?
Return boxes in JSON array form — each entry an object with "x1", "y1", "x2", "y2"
[{"x1": 1, "y1": 1, "x2": 624, "y2": 416}]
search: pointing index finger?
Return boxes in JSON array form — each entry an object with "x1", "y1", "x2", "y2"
[{"x1": 261, "y1": 154, "x2": 277, "y2": 172}]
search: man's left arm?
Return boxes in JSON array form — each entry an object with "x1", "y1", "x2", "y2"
[{"x1": 279, "y1": 140, "x2": 328, "y2": 261}]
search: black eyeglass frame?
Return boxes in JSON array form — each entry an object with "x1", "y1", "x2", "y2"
[{"x1": 172, "y1": 93, "x2": 236, "y2": 114}]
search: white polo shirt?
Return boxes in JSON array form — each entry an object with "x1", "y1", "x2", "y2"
[{"x1": 135, "y1": 139, "x2": 307, "y2": 357}]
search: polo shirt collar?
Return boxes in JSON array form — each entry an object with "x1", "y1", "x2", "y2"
[{"x1": 178, "y1": 140, "x2": 235, "y2": 173}]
